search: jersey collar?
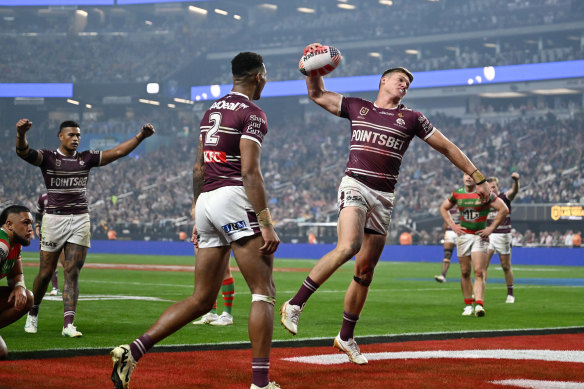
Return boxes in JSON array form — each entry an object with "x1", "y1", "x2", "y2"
[{"x1": 229, "y1": 91, "x2": 250, "y2": 100}]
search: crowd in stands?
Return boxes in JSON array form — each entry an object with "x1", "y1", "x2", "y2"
[
  {"x1": 1, "y1": 0, "x2": 582, "y2": 84},
  {"x1": 1, "y1": 99, "x2": 582, "y2": 244}
]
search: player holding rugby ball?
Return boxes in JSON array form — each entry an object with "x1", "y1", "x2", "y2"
[{"x1": 281, "y1": 42, "x2": 492, "y2": 365}]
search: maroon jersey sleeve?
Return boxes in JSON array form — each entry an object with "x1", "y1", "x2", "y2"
[{"x1": 241, "y1": 111, "x2": 268, "y2": 146}]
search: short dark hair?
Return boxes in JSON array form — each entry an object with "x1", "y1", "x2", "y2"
[
  {"x1": 59, "y1": 120, "x2": 80, "y2": 134},
  {"x1": 231, "y1": 52, "x2": 264, "y2": 78},
  {"x1": 0, "y1": 205, "x2": 31, "y2": 226},
  {"x1": 381, "y1": 67, "x2": 414, "y2": 83}
]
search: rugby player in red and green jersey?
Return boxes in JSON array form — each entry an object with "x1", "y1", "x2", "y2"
[
  {"x1": 440, "y1": 173, "x2": 509, "y2": 317},
  {"x1": 0, "y1": 205, "x2": 34, "y2": 359}
]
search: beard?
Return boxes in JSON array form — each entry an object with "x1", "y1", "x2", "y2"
[{"x1": 13, "y1": 232, "x2": 31, "y2": 247}]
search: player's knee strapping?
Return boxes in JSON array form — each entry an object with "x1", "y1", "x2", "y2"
[
  {"x1": 353, "y1": 275, "x2": 372, "y2": 287},
  {"x1": 251, "y1": 294, "x2": 276, "y2": 306},
  {"x1": 443, "y1": 249, "x2": 453, "y2": 261}
]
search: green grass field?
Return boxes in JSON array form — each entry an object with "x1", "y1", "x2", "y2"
[{"x1": 3, "y1": 251, "x2": 583, "y2": 354}]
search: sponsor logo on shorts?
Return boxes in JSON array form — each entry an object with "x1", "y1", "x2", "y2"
[
  {"x1": 222, "y1": 220, "x2": 247, "y2": 234},
  {"x1": 42, "y1": 240, "x2": 58, "y2": 248}
]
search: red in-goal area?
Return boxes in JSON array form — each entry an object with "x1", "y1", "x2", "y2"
[{"x1": 0, "y1": 334, "x2": 582, "y2": 389}]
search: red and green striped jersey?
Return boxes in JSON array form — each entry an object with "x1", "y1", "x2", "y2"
[
  {"x1": 448, "y1": 188, "x2": 496, "y2": 234},
  {"x1": 0, "y1": 228, "x2": 22, "y2": 280}
]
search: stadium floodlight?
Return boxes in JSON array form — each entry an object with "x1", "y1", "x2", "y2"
[
  {"x1": 259, "y1": 3, "x2": 277, "y2": 10},
  {"x1": 67, "y1": 99, "x2": 80, "y2": 105},
  {"x1": 297, "y1": 7, "x2": 315, "y2": 13},
  {"x1": 146, "y1": 83, "x2": 159, "y2": 94},
  {"x1": 214, "y1": 8, "x2": 228, "y2": 16},
  {"x1": 138, "y1": 99, "x2": 160, "y2": 106},
  {"x1": 189, "y1": 5, "x2": 207, "y2": 15}
]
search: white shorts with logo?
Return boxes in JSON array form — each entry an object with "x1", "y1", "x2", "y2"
[
  {"x1": 488, "y1": 233, "x2": 512, "y2": 255},
  {"x1": 457, "y1": 233, "x2": 488, "y2": 257},
  {"x1": 337, "y1": 175, "x2": 395, "y2": 235},
  {"x1": 41, "y1": 213, "x2": 91, "y2": 252},
  {"x1": 195, "y1": 186, "x2": 260, "y2": 248},
  {"x1": 444, "y1": 230, "x2": 458, "y2": 245}
]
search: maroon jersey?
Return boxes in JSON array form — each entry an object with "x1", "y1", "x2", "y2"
[
  {"x1": 200, "y1": 92, "x2": 268, "y2": 192},
  {"x1": 39, "y1": 149, "x2": 101, "y2": 214},
  {"x1": 445, "y1": 208, "x2": 460, "y2": 231},
  {"x1": 487, "y1": 192, "x2": 512, "y2": 233},
  {"x1": 340, "y1": 97, "x2": 436, "y2": 192}
]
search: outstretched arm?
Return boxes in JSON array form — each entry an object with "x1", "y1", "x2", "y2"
[
  {"x1": 15, "y1": 118, "x2": 42, "y2": 166},
  {"x1": 425, "y1": 130, "x2": 490, "y2": 201},
  {"x1": 304, "y1": 43, "x2": 343, "y2": 115},
  {"x1": 100, "y1": 123, "x2": 155, "y2": 166},
  {"x1": 506, "y1": 172, "x2": 520, "y2": 201}
]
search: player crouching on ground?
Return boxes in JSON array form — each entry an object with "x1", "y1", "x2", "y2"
[{"x1": 0, "y1": 205, "x2": 35, "y2": 359}]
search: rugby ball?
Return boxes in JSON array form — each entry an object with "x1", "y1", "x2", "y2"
[{"x1": 299, "y1": 46, "x2": 342, "y2": 77}]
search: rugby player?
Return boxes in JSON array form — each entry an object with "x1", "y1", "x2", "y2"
[
  {"x1": 0, "y1": 205, "x2": 35, "y2": 359},
  {"x1": 281, "y1": 42, "x2": 492, "y2": 365},
  {"x1": 485, "y1": 172, "x2": 520, "y2": 303},
  {"x1": 440, "y1": 173, "x2": 509, "y2": 317},
  {"x1": 111, "y1": 52, "x2": 280, "y2": 389},
  {"x1": 16, "y1": 118, "x2": 154, "y2": 337}
]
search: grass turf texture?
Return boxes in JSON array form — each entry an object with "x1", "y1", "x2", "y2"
[{"x1": 3, "y1": 251, "x2": 583, "y2": 354}]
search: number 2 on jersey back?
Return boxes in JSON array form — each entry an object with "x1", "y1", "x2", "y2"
[{"x1": 205, "y1": 112, "x2": 222, "y2": 146}]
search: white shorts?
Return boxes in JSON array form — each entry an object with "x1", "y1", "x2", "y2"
[
  {"x1": 444, "y1": 230, "x2": 458, "y2": 245},
  {"x1": 40, "y1": 213, "x2": 91, "y2": 252},
  {"x1": 195, "y1": 186, "x2": 260, "y2": 248},
  {"x1": 337, "y1": 175, "x2": 395, "y2": 235},
  {"x1": 457, "y1": 233, "x2": 488, "y2": 257},
  {"x1": 488, "y1": 233, "x2": 512, "y2": 255}
]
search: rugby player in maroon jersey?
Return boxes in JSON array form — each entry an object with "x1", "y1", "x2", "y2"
[
  {"x1": 440, "y1": 173, "x2": 508, "y2": 317},
  {"x1": 281, "y1": 42, "x2": 492, "y2": 365},
  {"x1": 111, "y1": 52, "x2": 280, "y2": 389},
  {"x1": 16, "y1": 118, "x2": 154, "y2": 338},
  {"x1": 485, "y1": 172, "x2": 520, "y2": 303}
]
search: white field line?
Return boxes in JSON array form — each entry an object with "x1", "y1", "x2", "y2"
[
  {"x1": 282, "y1": 349, "x2": 584, "y2": 365},
  {"x1": 489, "y1": 379, "x2": 584, "y2": 388}
]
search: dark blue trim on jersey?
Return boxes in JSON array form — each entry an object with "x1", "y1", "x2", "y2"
[
  {"x1": 191, "y1": 60, "x2": 584, "y2": 101},
  {"x1": 0, "y1": 83, "x2": 73, "y2": 98}
]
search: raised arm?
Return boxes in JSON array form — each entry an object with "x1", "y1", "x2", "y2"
[
  {"x1": 304, "y1": 43, "x2": 343, "y2": 115},
  {"x1": 240, "y1": 138, "x2": 279, "y2": 255},
  {"x1": 15, "y1": 118, "x2": 42, "y2": 166},
  {"x1": 506, "y1": 172, "x2": 520, "y2": 201},
  {"x1": 100, "y1": 123, "x2": 155, "y2": 166},
  {"x1": 425, "y1": 130, "x2": 490, "y2": 201}
]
